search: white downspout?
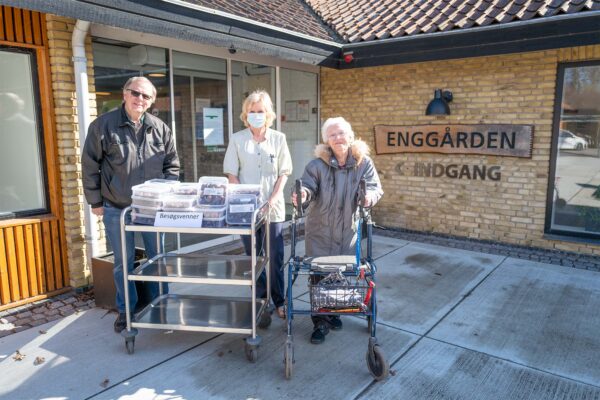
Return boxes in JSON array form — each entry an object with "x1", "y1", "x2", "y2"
[{"x1": 72, "y1": 20, "x2": 99, "y2": 264}]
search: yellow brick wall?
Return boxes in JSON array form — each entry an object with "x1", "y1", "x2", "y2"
[
  {"x1": 320, "y1": 45, "x2": 600, "y2": 255},
  {"x1": 46, "y1": 15, "x2": 105, "y2": 287}
]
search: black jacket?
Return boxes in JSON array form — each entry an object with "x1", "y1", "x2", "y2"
[{"x1": 82, "y1": 106, "x2": 179, "y2": 209}]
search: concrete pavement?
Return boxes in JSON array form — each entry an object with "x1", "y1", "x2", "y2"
[{"x1": 1, "y1": 234, "x2": 600, "y2": 399}]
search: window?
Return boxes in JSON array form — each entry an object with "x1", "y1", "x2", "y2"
[
  {"x1": 549, "y1": 62, "x2": 600, "y2": 237},
  {"x1": 0, "y1": 47, "x2": 47, "y2": 218}
]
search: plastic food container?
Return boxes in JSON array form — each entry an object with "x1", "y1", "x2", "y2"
[
  {"x1": 132, "y1": 183, "x2": 173, "y2": 199},
  {"x1": 196, "y1": 205, "x2": 226, "y2": 219},
  {"x1": 131, "y1": 195, "x2": 163, "y2": 208},
  {"x1": 198, "y1": 176, "x2": 228, "y2": 206},
  {"x1": 228, "y1": 183, "x2": 261, "y2": 197},
  {"x1": 162, "y1": 194, "x2": 197, "y2": 209},
  {"x1": 131, "y1": 204, "x2": 160, "y2": 216},
  {"x1": 202, "y1": 216, "x2": 226, "y2": 228},
  {"x1": 161, "y1": 206, "x2": 197, "y2": 213},
  {"x1": 226, "y1": 193, "x2": 258, "y2": 225},
  {"x1": 173, "y1": 183, "x2": 199, "y2": 195},
  {"x1": 144, "y1": 178, "x2": 180, "y2": 186},
  {"x1": 131, "y1": 212, "x2": 155, "y2": 225}
]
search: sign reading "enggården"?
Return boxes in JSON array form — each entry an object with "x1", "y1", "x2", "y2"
[{"x1": 374, "y1": 124, "x2": 533, "y2": 158}]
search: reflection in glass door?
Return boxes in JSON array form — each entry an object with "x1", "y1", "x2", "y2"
[
  {"x1": 550, "y1": 63, "x2": 600, "y2": 236},
  {"x1": 0, "y1": 48, "x2": 46, "y2": 216},
  {"x1": 280, "y1": 68, "x2": 319, "y2": 215},
  {"x1": 172, "y1": 51, "x2": 228, "y2": 181}
]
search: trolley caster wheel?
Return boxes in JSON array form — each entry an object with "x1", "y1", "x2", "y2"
[
  {"x1": 245, "y1": 344, "x2": 258, "y2": 363},
  {"x1": 125, "y1": 338, "x2": 135, "y2": 355},
  {"x1": 121, "y1": 328, "x2": 138, "y2": 355},
  {"x1": 284, "y1": 339, "x2": 294, "y2": 379},
  {"x1": 366, "y1": 345, "x2": 389, "y2": 380},
  {"x1": 258, "y1": 311, "x2": 272, "y2": 329}
]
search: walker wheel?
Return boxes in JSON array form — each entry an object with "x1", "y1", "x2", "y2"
[
  {"x1": 366, "y1": 345, "x2": 389, "y2": 380},
  {"x1": 245, "y1": 343, "x2": 258, "y2": 363},
  {"x1": 284, "y1": 340, "x2": 294, "y2": 379}
]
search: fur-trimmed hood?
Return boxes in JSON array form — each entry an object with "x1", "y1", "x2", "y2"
[{"x1": 314, "y1": 139, "x2": 370, "y2": 167}]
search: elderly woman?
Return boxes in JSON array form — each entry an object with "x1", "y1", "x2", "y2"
[
  {"x1": 223, "y1": 90, "x2": 292, "y2": 319},
  {"x1": 293, "y1": 116, "x2": 383, "y2": 344}
]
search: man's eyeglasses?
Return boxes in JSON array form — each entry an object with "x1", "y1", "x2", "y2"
[{"x1": 126, "y1": 89, "x2": 153, "y2": 101}]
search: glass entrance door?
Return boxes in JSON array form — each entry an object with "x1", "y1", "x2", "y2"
[{"x1": 172, "y1": 51, "x2": 228, "y2": 182}]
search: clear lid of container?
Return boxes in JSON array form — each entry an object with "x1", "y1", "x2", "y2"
[
  {"x1": 228, "y1": 184, "x2": 261, "y2": 196},
  {"x1": 131, "y1": 183, "x2": 173, "y2": 198},
  {"x1": 162, "y1": 194, "x2": 197, "y2": 209},
  {"x1": 132, "y1": 195, "x2": 163, "y2": 207},
  {"x1": 198, "y1": 176, "x2": 228, "y2": 185},
  {"x1": 144, "y1": 178, "x2": 180, "y2": 186},
  {"x1": 172, "y1": 182, "x2": 200, "y2": 195}
]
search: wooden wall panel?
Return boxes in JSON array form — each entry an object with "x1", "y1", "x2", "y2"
[
  {"x1": 0, "y1": 219, "x2": 67, "y2": 308},
  {"x1": 0, "y1": 6, "x2": 70, "y2": 310}
]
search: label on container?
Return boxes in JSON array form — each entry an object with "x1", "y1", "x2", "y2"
[
  {"x1": 203, "y1": 187, "x2": 224, "y2": 196},
  {"x1": 229, "y1": 204, "x2": 255, "y2": 213},
  {"x1": 154, "y1": 212, "x2": 203, "y2": 227}
]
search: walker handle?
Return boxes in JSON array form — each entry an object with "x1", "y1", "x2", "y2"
[{"x1": 295, "y1": 179, "x2": 303, "y2": 218}]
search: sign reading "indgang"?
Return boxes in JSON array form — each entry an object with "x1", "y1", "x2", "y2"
[{"x1": 374, "y1": 124, "x2": 533, "y2": 158}]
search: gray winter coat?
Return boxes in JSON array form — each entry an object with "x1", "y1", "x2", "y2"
[
  {"x1": 82, "y1": 106, "x2": 179, "y2": 209},
  {"x1": 300, "y1": 140, "x2": 383, "y2": 257}
]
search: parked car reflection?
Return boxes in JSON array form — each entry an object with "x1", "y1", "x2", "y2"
[{"x1": 559, "y1": 129, "x2": 589, "y2": 151}]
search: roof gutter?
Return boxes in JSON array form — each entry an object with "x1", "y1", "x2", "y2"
[
  {"x1": 338, "y1": 10, "x2": 600, "y2": 68},
  {"x1": 2, "y1": 0, "x2": 342, "y2": 67},
  {"x1": 160, "y1": 0, "x2": 342, "y2": 48}
]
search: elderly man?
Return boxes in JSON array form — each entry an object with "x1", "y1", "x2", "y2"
[{"x1": 82, "y1": 77, "x2": 179, "y2": 333}]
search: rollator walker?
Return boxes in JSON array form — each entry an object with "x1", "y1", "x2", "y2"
[{"x1": 283, "y1": 179, "x2": 389, "y2": 380}]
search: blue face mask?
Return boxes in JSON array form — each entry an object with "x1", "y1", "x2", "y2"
[{"x1": 247, "y1": 112, "x2": 266, "y2": 128}]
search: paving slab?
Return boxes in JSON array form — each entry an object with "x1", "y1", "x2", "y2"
[
  {"x1": 368, "y1": 242, "x2": 504, "y2": 334},
  {"x1": 363, "y1": 337, "x2": 600, "y2": 400},
  {"x1": 95, "y1": 316, "x2": 416, "y2": 400},
  {"x1": 429, "y1": 257, "x2": 600, "y2": 387},
  {"x1": 0, "y1": 308, "x2": 217, "y2": 400}
]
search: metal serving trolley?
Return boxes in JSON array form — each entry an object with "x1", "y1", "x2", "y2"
[
  {"x1": 119, "y1": 202, "x2": 272, "y2": 362},
  {"x1": 283, "y1": 180, "x2": 389, "y2": 380}
]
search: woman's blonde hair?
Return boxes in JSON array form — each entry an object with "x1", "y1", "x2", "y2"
[
  {"x1": 240, "y1": 90, "x2": 276, "y2": 128},
  {"x1": 321, "y1": 117, "x2": 354, "y2": 143}
]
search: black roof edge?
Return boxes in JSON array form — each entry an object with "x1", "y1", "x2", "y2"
[
  {"x1": 2, "y1": 0, "x2": 341, "y2": 67},
  {"x1": 338, "y1": 12, "x2": 600, "y2": 69}
]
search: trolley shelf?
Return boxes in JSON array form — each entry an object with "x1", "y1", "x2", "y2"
[
  {"x1": 123, "y1": 222, "x2": 265, "y2": 235},
  {"x1": 130, "y1": 254, "x2": 267, "y2": 285},
  {"x1": 132, "y1": 294, "x2": 267, "y2": 334}
]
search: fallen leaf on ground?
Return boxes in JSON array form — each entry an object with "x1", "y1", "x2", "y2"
[
  {"x1": 39, "y1": 330, "x2": 47, "y2": 334},
  {"x1": 12, "y1": 350, "x2": 25, "y2": 361},
  {"x1": 390, "y1": 369, "x2": 396, "y2": 376},
  {"x1": 34, "y1": 356, "x2": 45, "y2": 365},
  {"x1": 100, "y1": 378, "x2": 110, "y2": 388}
]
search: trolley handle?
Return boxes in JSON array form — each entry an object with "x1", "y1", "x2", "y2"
[{"x1": 295, "y1": 179, "x2": 304, "y2": 218}]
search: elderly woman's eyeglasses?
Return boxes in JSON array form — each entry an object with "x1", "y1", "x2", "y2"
[
  {"x1": 327, "y1": 131, "x2": 346, "y2": 139},
  {"x1": 126, "y1": 89, "x2": 152, "y2": 101}
]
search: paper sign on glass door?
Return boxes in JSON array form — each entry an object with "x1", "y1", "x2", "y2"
[{"x1": 203, "y1": 107, "x2": 224, "y2": 146}]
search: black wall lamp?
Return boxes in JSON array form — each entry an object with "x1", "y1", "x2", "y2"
[{"x1": 426, "y1": 89, "x2": 453, "y2": 115}]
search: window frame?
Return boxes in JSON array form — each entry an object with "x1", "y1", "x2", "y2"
[
  {"x1": 545, "y1": 60, "x2": 600, "y2": 239},
  {"x1": 0, "y1": 45, "x2": 50, "y2": 220}
]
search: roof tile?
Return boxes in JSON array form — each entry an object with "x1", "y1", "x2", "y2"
[{"x1": 188, "y1": 0, "x2": 600, "y2": 44}]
